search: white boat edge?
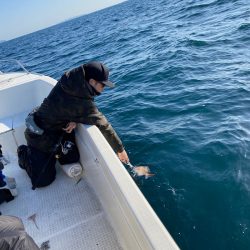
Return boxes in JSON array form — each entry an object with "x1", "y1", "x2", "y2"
[
  {"x1": 0, "y1": 69, "x2": 179, "y2": 250},
  {"x1": 77, "y1": 124, "x2": 179, "y2": 250}
]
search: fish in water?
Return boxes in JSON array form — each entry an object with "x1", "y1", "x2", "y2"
[{"x1": 132, "y1": 166, "x2": 155, "y2": 179}]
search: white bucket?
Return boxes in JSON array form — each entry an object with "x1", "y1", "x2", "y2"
[{"x1": 60, "y1": 162, "x2": 83, "y2": 178}]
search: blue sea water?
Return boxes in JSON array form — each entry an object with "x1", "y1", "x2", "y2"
[{"x1": 1, "y1": 0, "x2": 250, "y2": 249}]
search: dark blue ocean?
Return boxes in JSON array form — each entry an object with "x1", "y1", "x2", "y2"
[{"x1": 1, "y1": 0, "x2": 250, "y2": 249}]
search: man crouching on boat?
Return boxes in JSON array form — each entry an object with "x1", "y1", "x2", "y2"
[{"x1": 17, "y1": 61, "x2": 129, "y2": 188}]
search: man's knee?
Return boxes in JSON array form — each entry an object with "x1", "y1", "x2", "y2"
[
  {"x1": 17, "y1": 145, "x2": 29, "y2": 170},
  {"x1": 0, "y1": 215, "x2": 40, "y2": 250},
  {"x1": 0, "y1": 215, "x2": 24, "y2": 234}
]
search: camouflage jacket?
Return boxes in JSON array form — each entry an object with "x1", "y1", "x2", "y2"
[{"x1": 25, "y1": 65, "x2": 124, "y2": 153}]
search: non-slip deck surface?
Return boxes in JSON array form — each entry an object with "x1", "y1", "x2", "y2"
[{"x1": 0, "y1": 157, "x2": 122, "y2": 250}]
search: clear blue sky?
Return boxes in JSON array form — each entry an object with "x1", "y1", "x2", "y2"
[{"x1": 0, "y1": 0, "x2": 125, "y2": 41}]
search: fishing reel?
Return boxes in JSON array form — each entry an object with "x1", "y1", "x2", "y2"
[{"x1": 61, "y1": 141, "x2": 74, "y2": 155}]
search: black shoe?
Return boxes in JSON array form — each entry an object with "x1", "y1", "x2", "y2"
[{"x1": 17, "y1": 145, "x2": 28, "y2": 170}]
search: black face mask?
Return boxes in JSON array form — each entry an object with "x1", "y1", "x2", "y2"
[
  {"x1": 86, "y1": 81, "x2": 101, "y2": 96},
  {"x1": 92, "y1": 86, "x2": 101, "y2": 96}
]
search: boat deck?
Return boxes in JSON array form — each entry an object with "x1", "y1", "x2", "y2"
[{"x1": 0, "y1": 152, "x2": 122, "y2": 250}]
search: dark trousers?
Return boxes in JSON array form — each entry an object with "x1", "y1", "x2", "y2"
[
  {"x1": 17, "y1": 132, "x2": 80, "y2": 188},
  {"x1": 0, "y1": 215, "x2": 40, "y2": 250}
]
